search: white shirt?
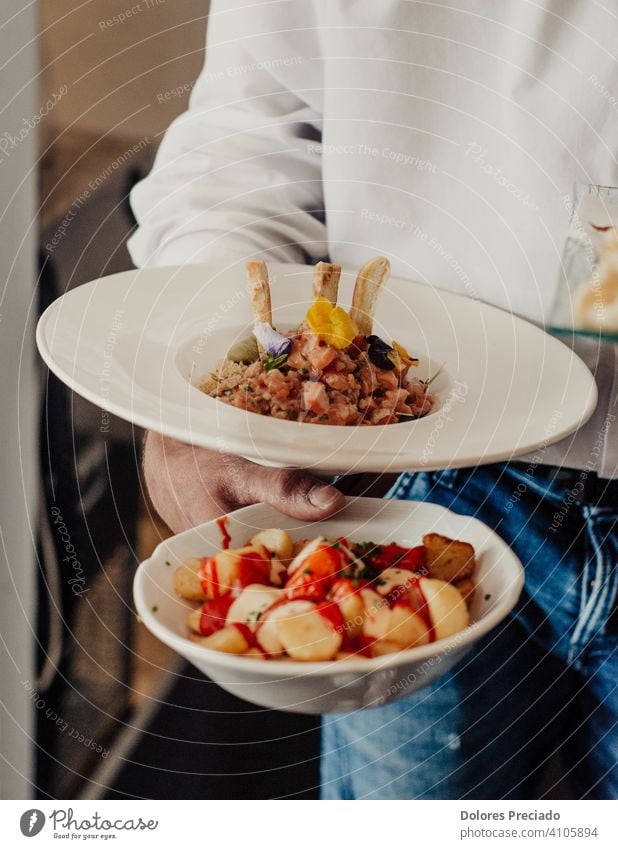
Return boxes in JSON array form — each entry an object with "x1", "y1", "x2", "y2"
[{"x1": 128, "y1": 0, "x2": 618, "y2": 478}]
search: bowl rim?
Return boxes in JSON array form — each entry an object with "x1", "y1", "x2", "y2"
[{"x1": 133, "y1": 499, "x2": 525, "y2": 677}]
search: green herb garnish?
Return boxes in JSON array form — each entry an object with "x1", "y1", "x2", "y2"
[
  {"x1": 425, "y1": 362, "x2": 445, "y2": 388},
  {"x1": 246, "y1": 609, "x2": 263, "y2": 623},
  {"x1": 355, "y1": 541, "x2": 381, "y2": 555},
  {"x1": 263, "y1": 352, "x2": 288, "y2": 371}
]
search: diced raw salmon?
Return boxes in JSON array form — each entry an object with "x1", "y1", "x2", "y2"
[
  {"x1": 307, "y1": 345, "x2": 338, "y2": 371},
  {"x1": 302, "y1": 381, "x2": 329, "y2": 414},
  {"x1": 204, "y1": 326, "x2": 433, "y2": 425}
]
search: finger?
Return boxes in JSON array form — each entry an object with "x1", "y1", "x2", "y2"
[{"x1": 239, "y1": 465, "x2": 346, "y2": 520}]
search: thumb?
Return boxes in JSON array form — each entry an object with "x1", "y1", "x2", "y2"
[{"x1": 242, "y1": 465, "x2": 345, "y2": 521}]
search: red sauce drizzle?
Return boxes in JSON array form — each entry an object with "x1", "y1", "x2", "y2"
[
  {"x1": 235, "y1": 550, "x2": 270, "y2": 587},
  {"x1": 216, "y1": 516, "x2": 232, "y2": 549},
  {"x1": 198, "y1": 547, "x2": 270, "y2": 598},
  {"x1": 343, "y1": 634, "x2": 374, "y2": 657},
  {"x1": 409, "y1": 577, "x2": 435, "y2": 643},
  {"x1": 198, "y1": 556, "x2": 220, "y2": 598},
  {"x1": 384, "y1": 583, "x2": 411, "y2": 609},
  {"x1": 233, "y1": 622, "x2": 257, "y2": 649},
  {"x1": 316, "y1": 600, "x2": 345, "y2": 632},
  {"x1": 370, "y1": 544, "x2": 426, "y2": 572},
  {"x1": 253, "y1": 597, "x2": 291, "y2": 657},
  {"x1": 199, "y1": 594, "x2": 235, "y2": 636}
]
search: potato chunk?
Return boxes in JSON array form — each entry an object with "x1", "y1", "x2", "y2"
[
  {"x1": 423, "y1": 533, "x2": 475, "y2": 582},
  {"x1": 256, "y1": 600, "x2": 311, "y2": 656},
  {"x1": 330, "y1": 579, "x2": 365, "y2": 638},
  {"x1": 363, "y1": 602, "x2": 430, "y2": 651},
  {"x1": 190, "y1": 625, "x2": 249, "y2": 654},
  {"x1": 226, "y1": 584, "x2": 283, "y2": 630},
  {"x1": 373, "y1": 567, "x2": 418, "y2": 596},
  {"x1": 275, "y1": 602, "x2": 342, "y2": 661},
  {"x1": 200, "y1": 545, "x2": 270, "y2": 597},
  {"x1": 419, "y1": 578, "x2": 469, "y2": 640},
  {"x1": 176, "y1": 544, "x2": 271, "y2": 602},
  {"x1": 369, "y1": 640, "x2": 407, "y2": 657},
  {"x1": 250, "y1": 529, "x2": 293, "y2": 559},
  {"x1": 187, "y1": 607, "x2": 203, "y2": 634},
  {"x1": 173, "y1": 557, "x2": 207, "y2": 602},
  {"x1": 337, "y1": 593, "x2": 365, "y2": 639}
]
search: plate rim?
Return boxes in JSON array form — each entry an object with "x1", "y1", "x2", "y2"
[{"x1": 36, "y1": 263, "x2": 599, "y2": 472}]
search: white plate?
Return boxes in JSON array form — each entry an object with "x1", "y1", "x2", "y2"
[
  {"x1": 36, "y1": 261, "x2": 597, "y2": 475},
  {"x1": 133, "y1": 497, "x2": 524, "y2": 713}
]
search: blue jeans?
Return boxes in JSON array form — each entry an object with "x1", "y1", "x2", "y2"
[{"x1": 321, "y1": 463, "x2": 618, "y2": 799}]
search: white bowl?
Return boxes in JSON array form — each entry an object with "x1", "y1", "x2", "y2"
[{"x1": 133, "y1": 497, "x2": 524, "y2": 714}]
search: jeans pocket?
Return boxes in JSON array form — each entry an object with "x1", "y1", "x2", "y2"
[{"x1": 568, "y1": 505, "x2": 618, "y2": 665}]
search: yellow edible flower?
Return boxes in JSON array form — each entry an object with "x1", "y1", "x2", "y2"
[
  {"x1": 306, "y1": 298, "x2": 358, "y2": 349},
  {"x1": 388, "y1": 340, "x2": 419, "y2": 371}
]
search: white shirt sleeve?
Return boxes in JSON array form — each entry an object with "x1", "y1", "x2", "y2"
[{"x1": 127, "y1": 1, "x2": 327, "y2": 268}]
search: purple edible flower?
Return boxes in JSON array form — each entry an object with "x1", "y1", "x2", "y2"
[
  {"x1": 253, "y1": 322, "x2": 293, "y2": 357},
  {"x1": 366, "y1": 334, "x2": 396, "y2": 370}
]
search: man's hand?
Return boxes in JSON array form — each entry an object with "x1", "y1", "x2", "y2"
[{"x1": 143, "y1": 431, "x2": 350, "y2": 534}]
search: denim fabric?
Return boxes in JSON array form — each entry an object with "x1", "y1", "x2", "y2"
[{"x1": 321, "y1": 463, "x2": 618, "y2": 799}]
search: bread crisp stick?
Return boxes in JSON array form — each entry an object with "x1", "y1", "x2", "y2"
[
  {"x1": 349, "y1": 256, "x2": 390, "y2": 335},
  {"x1": 246, "y1": 260, "x2": 272, "y2": 337},
  {"x1": 312, "y1": 261, "x2": 341, "y2": 305}
]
